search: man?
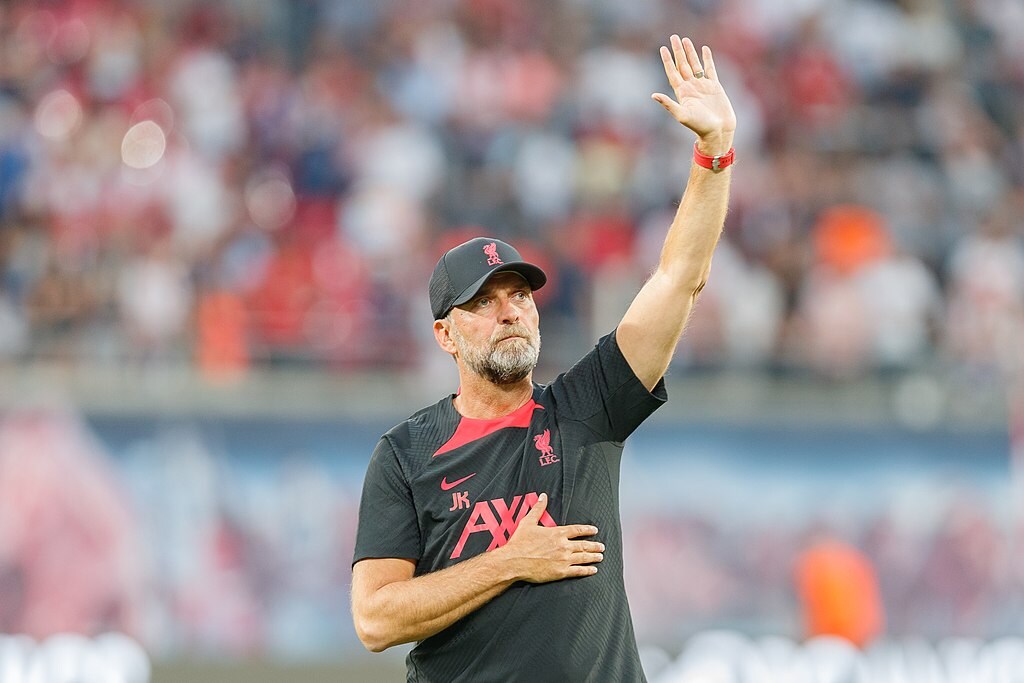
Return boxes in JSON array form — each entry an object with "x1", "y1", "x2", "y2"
[{"x1": 351, "y1": 35, "x2": 736, "y2": 681}]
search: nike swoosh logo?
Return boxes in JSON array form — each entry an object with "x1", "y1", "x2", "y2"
[{"x1": 440, "y1": 473, "x2": 477, "y2": 491}]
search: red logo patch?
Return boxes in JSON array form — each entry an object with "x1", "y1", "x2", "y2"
[
  {"x1": 533, "y1": 429, "x2": 559, "y2": 467},
  {"x1": 483, "y1": 242, "x2": 503, "y2": 266}
]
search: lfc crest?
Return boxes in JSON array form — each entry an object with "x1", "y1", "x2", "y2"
[{"x1": 533, "y1": 429, "x2": 559, "y2": 467}]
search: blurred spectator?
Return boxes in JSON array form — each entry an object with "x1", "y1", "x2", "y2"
[
  {"x1": 798, "y1": 205, "x2": 940, "y2": 376},
  {"x1": 678, "y1": 238, "x2": 786, "y2": 366},
  {"x1": 945, "y1": 197, "x2": 1024, "y2": 373},
  {"x1": 195, "y1": 289, "x2": 249, "y2": 381},
  {"x1": 795, "y1": 538, "x2": 885, "y2": 647},
  {"x1": 0, "y1": 0, "x2": 1021, "y2": 378},
  {"x1": 913, "y1": 496, "x2": 1002, "y2": 636},
  {"x1": 117, "y1": 237, "x2": 194, "y2": 362}
]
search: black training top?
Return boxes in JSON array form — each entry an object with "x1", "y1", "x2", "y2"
[{"x1": 353, "y1": 330, "x2": 667, "y2": 682}]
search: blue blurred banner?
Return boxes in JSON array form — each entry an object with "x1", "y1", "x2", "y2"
[{"x1": 1, "y1": 408, "x2": 1009, "y2": 660}]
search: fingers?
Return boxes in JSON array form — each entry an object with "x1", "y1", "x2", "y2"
[
  {"x1": 571, "y1": 540, "x2": 605, "y2": 554},
  {"x1": 681, "y1": 36, "x2": 703, "y2": 77},
  {"x1": 663, "y1": 35, "x2": 714, "y2": 84},
  {"x1": 510, "y1": 513, "x2": 604, "y2": 582},
  {"x1": 522, "y1": 492, "x2": 548, "y2": 524},
  {"x1": 670, "y1": 34, "x2": 692, "y2": 80},
  {"x1": 659, "y1": 46, "x2": 683, "y2": 90},
  {"x1": 564, "y1": 545, "x2": 603, "y2": 576},
  {"x1": 567, "y1": 565, "x2": 599, "y2": 577},
  {"x1": 569, "y1": 552, "x2": 604, "y2": 565},
  {"x1": 702, "y1": 45, "x2": 718, "y2": 81},
  {"x1": 568, "y1": 540, "x2": 604, "y2": 565},
  {"x1": 563, "y1": 523, "x2": 599, "y2": 538},
  {"x1": 671, "y1": 35, "x2": 703, "y2": 81}
]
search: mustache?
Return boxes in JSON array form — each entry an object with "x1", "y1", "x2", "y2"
[{"x1": 490, "y1": 325, "x2": 534, "y2": 345}]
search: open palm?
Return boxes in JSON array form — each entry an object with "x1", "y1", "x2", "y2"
[{"x1": 652, "y1": 35, "x2": 737, "y2": 142}]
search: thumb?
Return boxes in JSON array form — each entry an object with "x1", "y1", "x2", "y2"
[
  {"x1": 523, "y1": 492, "x2": 548, "y2": 524},
  {"x1": 651, "y1": 93, "x2": 687, "y2": 122}
]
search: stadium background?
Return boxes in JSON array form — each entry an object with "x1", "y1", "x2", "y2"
[{"x1": 0, "y1": 0, "x2": 1022, "y2": 681}]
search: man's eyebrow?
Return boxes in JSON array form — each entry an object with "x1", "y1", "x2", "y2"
[{"x1": 477, "y1": 285, "x2": 528, "y2": 299}]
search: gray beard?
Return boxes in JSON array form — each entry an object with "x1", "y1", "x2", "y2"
[{"x1": 449, "y1": 323, "x2": 541, "y2": 385}]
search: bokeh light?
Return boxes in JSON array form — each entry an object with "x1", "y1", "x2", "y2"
[
  {"x1": 245, "y1": 172, "x2": 296, "y2": 231},
  {"x1": 34, "y1": 89, "x2": 83, "y2": 141},
  {"x1": 121, "y1": 120, "x2": 167, "y2": 170}
]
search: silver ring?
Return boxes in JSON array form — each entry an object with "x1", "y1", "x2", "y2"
[{"x1": 693, "y1": 70, "x2": 705, "y2": 79}]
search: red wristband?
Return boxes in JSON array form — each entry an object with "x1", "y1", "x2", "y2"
[{"x1": 693, "y1": 141, "x2": 735, "y2": 172}]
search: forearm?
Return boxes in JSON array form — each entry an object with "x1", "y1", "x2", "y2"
[
  {"x1": 353, "y1": 493, "x2": 601, "y2": 652},
  {"x1": 617, "y1": 132, "x2": 734, "y2": 388},
  {"x1": 657, "y1": 131, "x2": 734, "y2": 291},
  {"x1": 354, "y1": 551, "x2": 518, "y2": 652}
]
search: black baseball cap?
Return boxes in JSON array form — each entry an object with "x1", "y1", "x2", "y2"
[{"x1": 429, "y1": 237, "x2": 547, "y2": 320}]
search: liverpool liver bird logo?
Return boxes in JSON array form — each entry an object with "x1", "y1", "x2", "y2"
[
  {"x1": 533, "y1": 429, "x2": 559, "y2": 466},
  {"x1": 483, "y1": 241, "x2": 503, "y2": 266}
]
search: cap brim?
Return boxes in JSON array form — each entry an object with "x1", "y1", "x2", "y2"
[{"x1": 450, "y1": 262, "x2": 547, "y2": 310}]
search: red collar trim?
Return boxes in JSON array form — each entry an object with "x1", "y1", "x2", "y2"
[{"x1": 432, "y1": 399, "x2": 543, "y2": 457}]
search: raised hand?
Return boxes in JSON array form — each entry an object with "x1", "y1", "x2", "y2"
[
  {"x1": 652, "y1": 35, "x2": 736, "y2": 154},
  {"x1": 496, "y1": 493, "x2": 604, "y2": 583}
]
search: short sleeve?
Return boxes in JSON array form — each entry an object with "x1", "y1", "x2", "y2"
[
  {"x1": 352, "y1": 437, "x2": 422, "y2": 565},
  {"x1": 551, "y1": 328, "x2": 667, "y2": 442}
]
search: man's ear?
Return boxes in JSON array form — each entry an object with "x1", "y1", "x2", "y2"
[{"x1": 433, "y1": 318, "x2": 457, "y2": 356}]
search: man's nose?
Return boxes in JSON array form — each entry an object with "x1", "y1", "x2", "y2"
[{"x1": 497, "y1": 296, "x2": 520, "y2": 324}]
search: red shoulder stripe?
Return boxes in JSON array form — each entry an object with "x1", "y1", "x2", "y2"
[{"x1": 433, "y1": 399, "x2": 543, "y2": 457}]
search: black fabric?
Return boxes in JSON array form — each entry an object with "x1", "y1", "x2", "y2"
[
  {"x1": 428, "y1": 237, "x2": 546, "y2": 320},
  {"x1": 353, "y1": 329, "x2": 667, "y2": 683}
]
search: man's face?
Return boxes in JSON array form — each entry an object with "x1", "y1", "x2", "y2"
[{"x1": 444, "y1": 272, "x2": 541, "y2": 385}]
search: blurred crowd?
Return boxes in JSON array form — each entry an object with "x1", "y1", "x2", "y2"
[
  {"x1": 626, "y1": 494, "x2": 1016, "y2": 646},
  {"x1": 0, "y1": 0, "x2": 1022, "y2": 379}
]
